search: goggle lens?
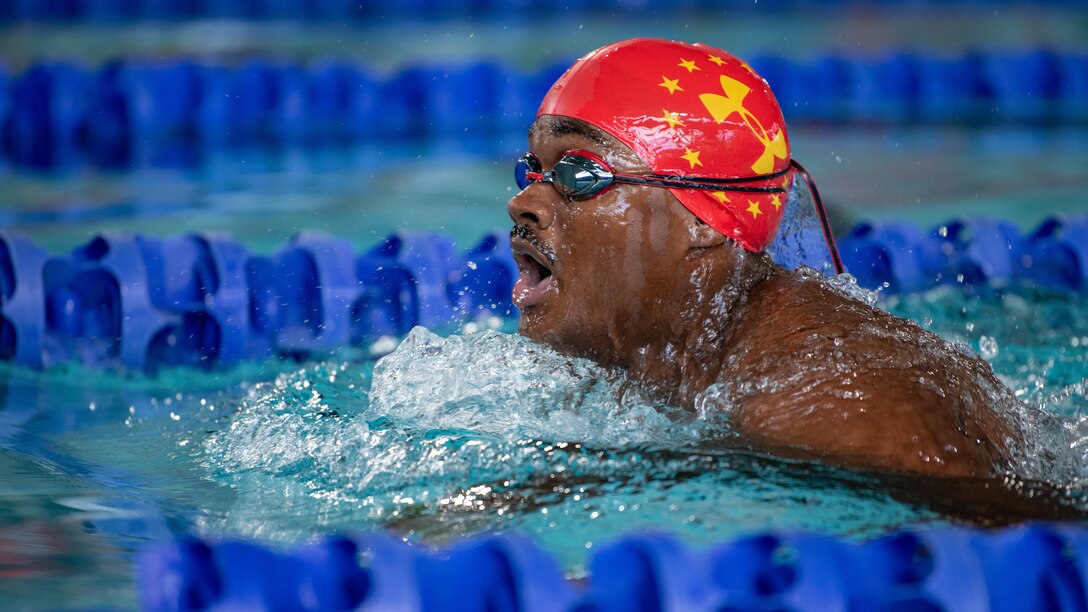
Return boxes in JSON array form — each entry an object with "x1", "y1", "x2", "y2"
[
  {"x1": 514, "y1": 154, "x2": 542, "y2": 190},
  {"x1": 554, "y1": 156, "x2": 612, "y2": 198},
  {"x1": 514, "y1": 151, "x2": 615, "y2": 200}
]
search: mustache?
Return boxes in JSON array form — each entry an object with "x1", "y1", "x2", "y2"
[{"x1": 509, "y1": 225, "x2": 558, "y2": 267}]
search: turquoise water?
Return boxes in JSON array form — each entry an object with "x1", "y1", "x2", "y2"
[{"x1": 1, "y1": 127, "x2": 1088, "y2": 609}]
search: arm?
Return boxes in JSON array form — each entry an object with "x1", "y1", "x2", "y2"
[{"x1": 724, "y1": 280, "x2": 1017, "y2": 478}]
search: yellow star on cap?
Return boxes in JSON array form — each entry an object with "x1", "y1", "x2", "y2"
[
  {"x1": 738, "y1": 60, "x2": 756, "y2": 75},
  {"x1": 708, "y1": 55, "x2": 726, "y2": 67},
  {"x1": 678, "y1": 58, "x2": 701, "y2": 73},
  {"x1": 659, "y1": 109, "x2": 684, "y2": 129},
  {"x1": 747, "y1": 200, "x2": 762, "y2": 218},
  {"x1": 658, "y1": 76, "x2": 683, "y2": 94},
  {"x1": 681, "y1": 148, "x2": 702, "y2": 169},
  {"x1": 770, "y1": 194, "x2": 782, "y2": 210},
  {"x1": 712, "y1": 192, "x2": 731, "y2": 203}
]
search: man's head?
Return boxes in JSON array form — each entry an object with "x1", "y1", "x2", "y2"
[
  {"x1": 537, "y1": 37, "x2": 793, "y2": 252},
  {"x1": 507, "y1": 38, "x2": 790, "y2": 364}
]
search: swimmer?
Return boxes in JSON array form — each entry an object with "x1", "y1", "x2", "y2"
[{"x1": 506, "y1": 38, "x2": 1021, "y2": 479}]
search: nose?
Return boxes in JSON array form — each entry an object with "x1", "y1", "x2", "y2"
[{"x1": 507, "y1": 185, "x2": 556, "y2": 230}]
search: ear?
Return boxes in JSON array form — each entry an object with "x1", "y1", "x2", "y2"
[{"x1": 687, "y1": 217, "x2": 727, "y2": 249}]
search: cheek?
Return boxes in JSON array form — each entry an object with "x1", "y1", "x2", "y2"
[{"x1": 566, "y1": 201, "x2": 685, "y2": 305}]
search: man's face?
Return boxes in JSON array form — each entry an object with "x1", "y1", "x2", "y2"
[{"x1": 507, "y1": 116, "x2": 700, "y2": 364}]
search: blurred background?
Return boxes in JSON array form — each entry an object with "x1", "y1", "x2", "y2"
[{"x1": 0, "y1": 0, "x2": 1085, "y2": 254}]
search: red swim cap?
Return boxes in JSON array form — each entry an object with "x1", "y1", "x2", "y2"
[{"x1": 538, "y1": 38, "x2": 791, "y2": 252}]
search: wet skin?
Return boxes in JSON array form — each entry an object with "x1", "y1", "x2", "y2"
[{"x1": 508, "y1": 115, "x2": 1018, "y2": 479}]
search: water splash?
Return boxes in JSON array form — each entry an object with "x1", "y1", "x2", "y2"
[
  {"x1": 370, "y1": 328, "x2": 695, "y2": 447},
  {"x1": 202, "y1": 330, "x2": 709, "y2": 537},
  {"x1": 201, "y1": 327, "x2": 934, "y2": 560},
  {"x1": 200, "y1": 286, "x2": 1088, "y2": 561},
  {"x1": 822, "y1": 269, "x2": 882, "y2": 307},
  {"x1": 979, "y1": 335, "x2": 1000, "y2": 360}
]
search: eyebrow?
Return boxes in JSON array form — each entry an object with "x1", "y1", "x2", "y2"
[{"x1": 528, "y1": 116, "x2": 610, "y2": 148}]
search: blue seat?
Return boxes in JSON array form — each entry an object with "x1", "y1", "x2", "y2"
[
  {"x1": 83, "y1": 60, "x2": 140, "y2": 168},
  {"x1": 847, "y1": 52, "x2": 918, "y2": 122},
  {"x1": 581, "y1": 533, "x2": 708, "y2": 611},
  {"x1": 808, "y1": 55, "x2": 854, "y2": 121},
  {"x1": 748, "y1": 54, "x2": 805, "y2": 121},
  {"x1": 452, "y1": 231, "x2": 518, "y2": 319},
  {"x1": 1, "y1": 62, "x2": 89, "y2": 169},
  {"x1": 212, "y1": 540, "x2": 307, "y2": 610},
  {"x1": 354, "y1": 534, "x2": 427, "y2": 610},
  {"x1": 225, "y1": 60, "x2": 307, "y2": 143},
  {"x1": 419, "y1": 535, "x2": 574, "y2": 612},
  {"x1": 977, "y1": 525, "x2": 1088, "y2": 612},
  {"x1": 272, "y1": 231, "x2": 362, "y2": 354},
  {"x1": 137, "y1": 538, "x2": 222, "y2": 612},
  {"x1": 707, "y1": 533, "x2": 855, "y2": 611},
  {"x1": 851, "y1": 530, "x2": 989, "y2": 610},
  {"x1": 242, "y1": 253, "x2": 281, "y2": 358},
  {"x1": 137, "y1": 233, "x2": 252, "y2": 367},
  {"x1": 375, "y1": 67, "x2": 431, "y2": 139},
  {"x1": 138, "y1": 0, "x2": 201, "y2": 21},
  {"x1": 295, "y1": 538, "x2": 371, "y2": 611},
  {"x1": 837, "y1": 221, "x2": 930, "y2": 293},
  {"x1": 493, "y1": 64, "x2": 541, "y2": 136},
  {"x1": 922, "y1": 218, "x2": 1022, "y2": 287},
  {"x1": 194, "y1": 65, "x2": 232, "y2": 145},
  {"x1": 358, "y1": 232, "x2": 463, "y2": 333},
  {"x1": 46, "y1": 234, "x2": 177, "y2": 370},
  {"x1": 1056, "y1": 53, "x2": 1088, "y2": 122},
  {"x1": 425, "y1": 61, "x2": 504, "y2": 136},
  {"x1": 0, "y1": 61, "x2": 9, "y2": 146},
  {"x1": 915, "y1": 54, "x2": 986, "y2": 123},
  {"x1": 0, "y1": 232, "x2": 50, "y2": 368},
  {"x1": 977, "y1": 50, "x2": 1061, "y2": 122},
  {"x1": 305, "y1": 61, "x2": 381, "y2": 141},
  {"x1": 1021, "y1": 215, "x2": 1088, "y2": 291}
]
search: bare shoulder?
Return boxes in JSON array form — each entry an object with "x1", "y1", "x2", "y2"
[{"x1": 720, "y1": 271, "x2": 1018, "y2": 477}]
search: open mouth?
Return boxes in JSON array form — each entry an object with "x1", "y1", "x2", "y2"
[{"x1": 511, "y1": 240, "x2": 556, "y2": 309}]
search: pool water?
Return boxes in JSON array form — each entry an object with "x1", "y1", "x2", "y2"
[{"x1": 1, "y1": 127, "x2": 1088, "y2": 609}]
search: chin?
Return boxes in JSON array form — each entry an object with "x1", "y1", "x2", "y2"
[
  {"x1": 515, "y1": 305, "x2": 547, "y2": 339},
  {"x1": 516, "y1": 314, "x2": 600, "y2": 366}
]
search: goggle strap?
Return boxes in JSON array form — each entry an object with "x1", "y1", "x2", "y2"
[
  {"x1": 612, "y1": 164, "x2": 792, "y2": 193},
  {"x1": 519, "y1": 153, "x2": 846, "y2": 274},
  {"x1": 789, "y1": 159, "x2": 845, "y2": 275},
  {"x1": 611, "y1": 176, "x2": 787, "y2": 193},
  {"x1": 641, "y1": 164, "x2": 792, "y2": 185}
]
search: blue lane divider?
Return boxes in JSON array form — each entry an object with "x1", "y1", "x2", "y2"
[
  {"x1": 0, "y1": 228, "x2": 518, "y2": 371},
  {"x1": 837, "y1": 214, "x2": 1088, "y2": 294},
  {"x1": 1021, "y1": 216, "x2": 1088, "y2": 293},
  {"x1": 2, "y1": 0, "x2": 1087, "y2": 23},
  {"x1": 2, "y1": 50, "x2": 1088, "y2": 169},
  {"x1": 0, "y1": 215, "x2": 1084, "y2": 371},
  {"x1": 137, "y1": 524, "x2": 1088, "y2": 611}
]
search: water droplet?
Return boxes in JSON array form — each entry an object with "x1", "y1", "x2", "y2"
[{"x1": 978, "y1": 335, "x2": 999, "y2": 359}]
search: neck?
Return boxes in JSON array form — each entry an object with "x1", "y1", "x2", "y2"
[{"x1": 620, "y1": 249, "x2": 776, "y2": 408}]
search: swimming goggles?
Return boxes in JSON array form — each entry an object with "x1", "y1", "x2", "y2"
[
  {"x1": 514, "y1": 149, "x2": 844, "y2": 274},
  {"x1": 515, "y1": 149, "x2": 790, "y2": 201}
]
